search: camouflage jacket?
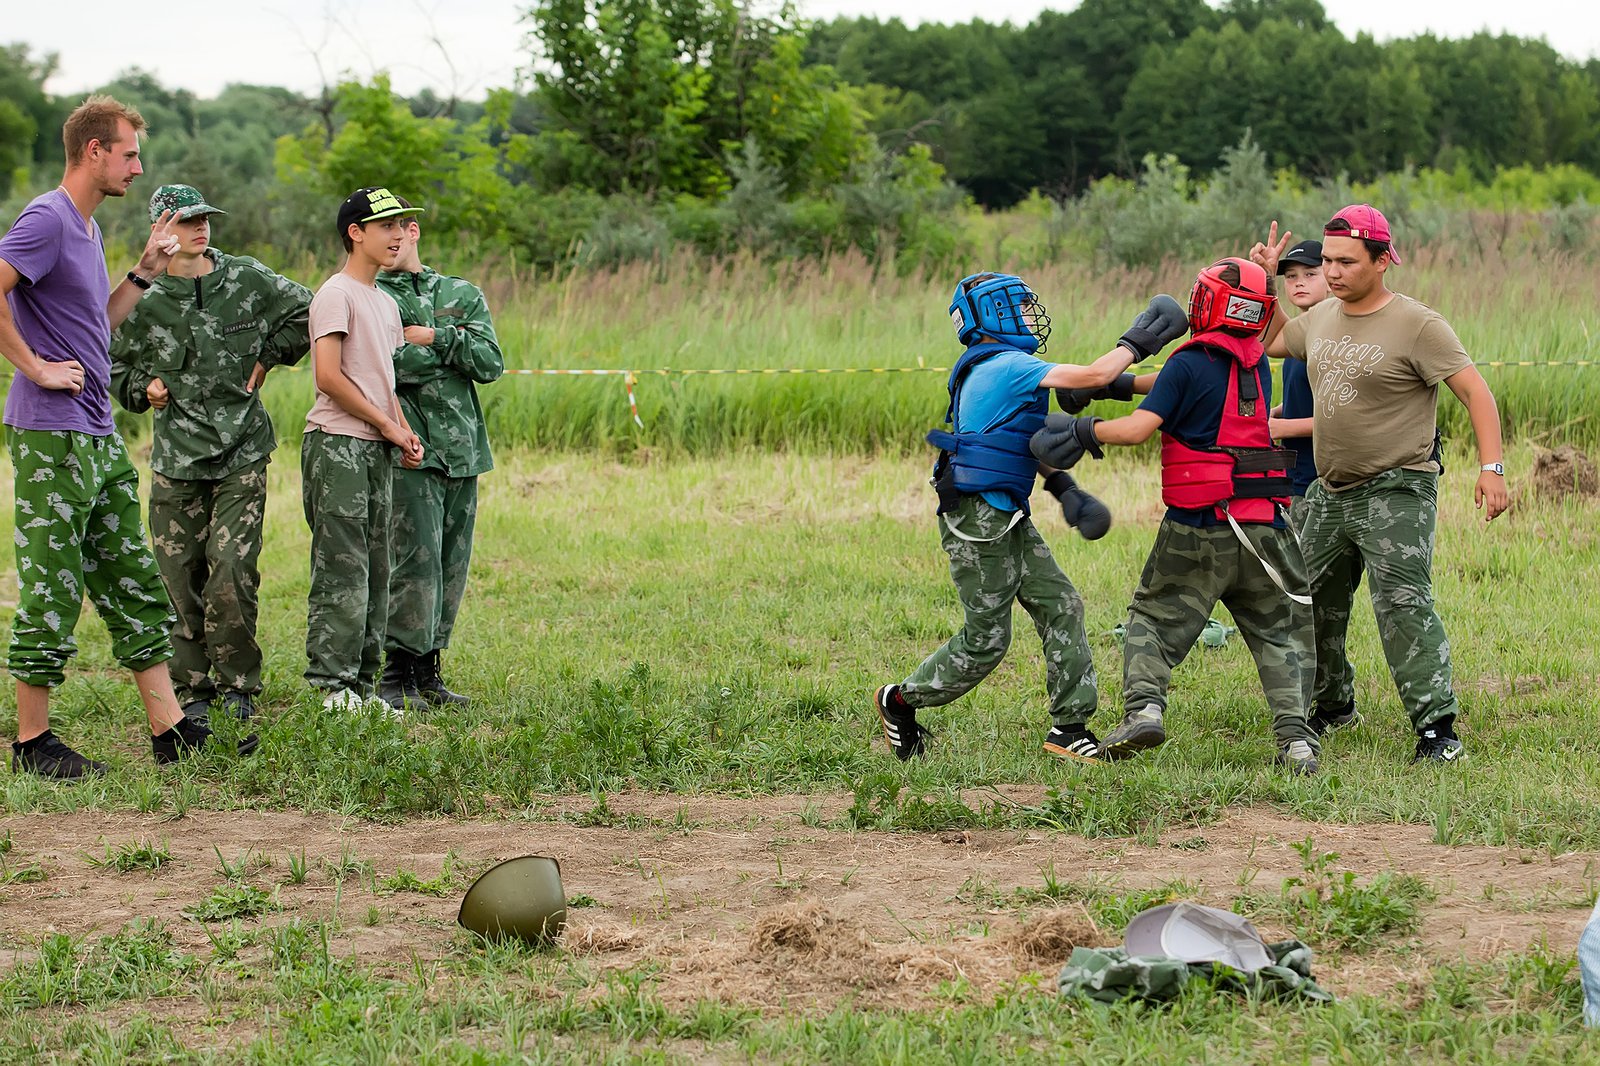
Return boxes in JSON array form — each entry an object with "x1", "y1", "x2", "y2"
[
  {"x1": 376, "y1": 266, "x2": 502, "y2": 478},
  {"x1": 111, "y1": 249, "x2": 311, "y2": 479}
]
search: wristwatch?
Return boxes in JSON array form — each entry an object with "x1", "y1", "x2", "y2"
[
  {"x1": 126, "y1": 270, "x2": 152, "y2": 290},
  {"x1": 1480, "y1": 462, "x2": 1504, "y2": 476}
]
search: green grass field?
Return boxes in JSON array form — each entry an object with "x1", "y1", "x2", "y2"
[
  {"x1": 1, "y1": 443, "x2": 1596, "y2": 1062},
  {"x1": 3, "y1": 242, "x2": 1599, "y2": 1061}
]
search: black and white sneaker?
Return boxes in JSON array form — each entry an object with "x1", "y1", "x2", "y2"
[
  {"x1": 1308, "y1": 698, "x2": 1360, "y2": 736},
  {"x1": 1412, "y1": 721, "x2": 1465, "y2": 764},
  {"x1": 873, "y1": 684, "x2": 929, "y2": 760},
  {"x1": 1043, "y1": 725, "x2": 1100, "y2": 764},
  {"x1": 1098, "y1": 703, "x2": 1166, "y2": 761},
  {"x1": 10, "y1": 731, "x2": 108, "y2": 780}
]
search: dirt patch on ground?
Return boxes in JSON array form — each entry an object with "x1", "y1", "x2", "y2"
[
  {"x1": 1529, "y1": 443, "x2": 1599, "y2": 500},
  {"x1": 1, "y1": 795, "x2": 1594, "y2": 1019}
]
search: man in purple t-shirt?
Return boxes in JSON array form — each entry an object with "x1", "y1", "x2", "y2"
[{"x1": 0, "y1": 95, "x2": 259, "y2": 778}]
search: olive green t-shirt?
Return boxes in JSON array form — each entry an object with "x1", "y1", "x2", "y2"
[{"x1": 1281, "y1": 293, "x2": 1472, "y2": 488}]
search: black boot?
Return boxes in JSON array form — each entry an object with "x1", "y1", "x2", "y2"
[
  {"x1": 416, "y1": 649, "x2": 470, "y2": 707},
  {"x1": 379, "y1": 650, "x2": 422, "y2": 707}
]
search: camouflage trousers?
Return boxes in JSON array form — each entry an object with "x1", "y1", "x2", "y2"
[
  {"x1": 301, "y1": 431, "x2": 392, "y2": 691},
  {"x1": 149, "y1": 460, "x2": 268, "y2": 703},
  {"x1": 386, "y1": 469, "x2": 478, "y2": 657},
  {"x1": 1122, "y1": 518, "x2": 1315, "y2": 746},
  {"x1": 1299, "y1": 468, "x2": 1458, "y2": 730},
  {"x1": 5, "y1": 428, "x2": 174, "y2": 687},
  {"x1": 901, "y1": 496, "x2": 1098, "y2": 728}
]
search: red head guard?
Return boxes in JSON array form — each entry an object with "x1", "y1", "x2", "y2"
[{"x1": 1187, "y1": 257, "x2": 1276, "y2": 337}]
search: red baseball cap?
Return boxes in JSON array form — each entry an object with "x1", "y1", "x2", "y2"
[{"x1": 1325, "y1": 204, "x2": 1401, "y2": 264}]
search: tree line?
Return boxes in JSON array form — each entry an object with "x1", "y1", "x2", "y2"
[{"x1": 3, "y1": 0, "x2": 1598, "y2": 269}]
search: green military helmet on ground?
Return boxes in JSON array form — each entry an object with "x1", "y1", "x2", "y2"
[
  {"x1": 458, "y1": 855, "x2": 567, "y2": 945},
  {"x1": 149, "y1": 183, "x2": 226, "y2": 223}
]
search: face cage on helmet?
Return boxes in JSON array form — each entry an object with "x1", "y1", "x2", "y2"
[{"x1": 978, "y1": 280, "x2": 1051, "y2": 353}]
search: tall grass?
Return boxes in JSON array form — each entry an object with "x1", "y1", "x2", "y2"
[{"x1": 226, "y1": 238, "x2": 1600, "y2": 456}]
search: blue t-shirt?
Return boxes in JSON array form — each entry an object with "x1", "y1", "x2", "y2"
[
  {"x1": 1139, "y1": 344, "x2": 1284, "y2": 529},
  {"x1": 1279, "y1": 357, "x2": 1318, "y2": 495},
  {"x1": 953, "y1": 349, "x2": 1051, "y2": 512}
]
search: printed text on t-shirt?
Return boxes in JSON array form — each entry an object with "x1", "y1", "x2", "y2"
[{"x1": 1309, "y1": 334, "x2": 1385, "y2": 415}]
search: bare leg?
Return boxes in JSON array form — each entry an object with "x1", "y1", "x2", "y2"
[
  {"x1": 132, "y1": 662, "x2": 186, "y2": 734},
  {"x1": 16, "y1": 682, "x2": 50, "y2": 744}
]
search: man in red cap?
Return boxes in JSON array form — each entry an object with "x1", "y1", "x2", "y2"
[{"x1": 1258, "y1": 206, "x2": 1508, "y2": 764}]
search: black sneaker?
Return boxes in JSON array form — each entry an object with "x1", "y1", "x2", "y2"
[
  {"x1": 873, "y1": 684, "x2": 929, "y2": 760},
  {"x1": 1308, "y1": 698, "x2": 1360, "y2": 737},
  {"x1": 1098, "y1": 703, "x2": 1166, "y2": 761},
  {"x1": 220, "y1": 691, "x2": 256, "y2": 721},
  {"x1": 1412, "y1": 721, "x2": 1465, "y2": 764},
  {"x1": 1276, "y1": 738, "x2": 1320, "y2": 776},
  {"x1": 180, "y1": 697, "x2": 212, "y2": 724},
  {"x1": 1043, "y1": 725, "x2": 1101, "y2": 764},
  {"x1": 152, "y1": 715, "x2": 260, "y2": 765},
  {"x1": 10, "y1": 731, "x2": 108, "y2": 780}
]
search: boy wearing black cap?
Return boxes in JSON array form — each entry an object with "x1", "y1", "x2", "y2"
[
  {"x1": 1258, "y1": 206, "x2": 1508, "y2": 763},
  {"x1": 304, "y1": 188, "x2": 425, "y2": 715},
  {"x1": 1264, "y1": 239, "x2": 1327, "y2": 532}
]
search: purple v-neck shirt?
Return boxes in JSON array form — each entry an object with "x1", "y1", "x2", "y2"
[{"x1": 0, "y1": 189, "x2": 115, "y2": 434}]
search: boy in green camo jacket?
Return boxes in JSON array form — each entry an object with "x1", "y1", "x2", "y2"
[
  {"x1": 111, "y1": 184, "x2": 311, "y2": 722},
  {"x1": 375, "y1": 202, "x2": 503, "y2": 708}
]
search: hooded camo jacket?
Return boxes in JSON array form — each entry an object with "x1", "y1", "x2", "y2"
[
  {"x1": 110, "y1": 248, "x2": 311, "y2": 479},
  {"x1": 376, "y1": 266, "x2": 503, "y2": 478}
]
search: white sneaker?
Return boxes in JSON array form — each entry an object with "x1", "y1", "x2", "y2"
[{"x1": 322, "y1": 688, "x2": 364, "y2": 713}]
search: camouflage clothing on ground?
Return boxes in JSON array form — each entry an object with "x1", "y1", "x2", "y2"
[
  {"x1": 1122, "y1": 518, "x2": 1317, "y2": 746},
  {"x1": 1057, "y1": 942, "x2": 1332, "y2": 1004},
  {"x1": 899, "y1": 495, "x2": 1098, "y2": 728},
  {"x1": 6, "y1": 429, "x2": 174, "y2": 687},
  {"x1": 110, "y1": 248, "x2": 311, "y2": 480},
  {"x1": 301, "y1": 431, "x2": 393, "y2": 692},
  {"x1": 376, "y1": 266, "x2": 501, "y2": 657},
  {"x1": 1298, "y1": 469, "x2": 1458, "y2": 730},
  {"x1": 150, "y1": 460, "x2": 267, "y2": 703}
]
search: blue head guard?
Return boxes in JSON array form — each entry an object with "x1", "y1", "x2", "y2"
[{"x1": 948, "y1": 272, "x2": 1052, "y2": 354}]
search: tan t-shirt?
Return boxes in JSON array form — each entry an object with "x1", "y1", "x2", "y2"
[
  {"x1": 1281, "y1": 293, "x2": 1472, "y2": 488},
  {"x1": 305, "y1": 272, "x2": 402, "y2": 441}
]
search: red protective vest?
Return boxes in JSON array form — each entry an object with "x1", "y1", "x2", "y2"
[{"x1": 1159, "y1": 329, "x2": 1288, "y2": 524}]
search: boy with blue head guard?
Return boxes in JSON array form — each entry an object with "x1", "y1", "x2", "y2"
[{"x1": 873, "y1": 273, "x2": 1188, "y2": 762}]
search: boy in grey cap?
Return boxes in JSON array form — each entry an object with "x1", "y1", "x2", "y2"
[{"x1": 112, "y1": 184, "x2": 312, "y2": 722}]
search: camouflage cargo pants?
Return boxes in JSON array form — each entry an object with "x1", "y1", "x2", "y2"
[
  {"x1": 1299, "y1": 468, "x2": 1458, "y2": 730},
  {"x1": 900, "y1": 496, "x2": 1098, "y2": 728},
  {"x1": 150, "y1": 460, "x2": 267, "y2": 703},
  {"x1": 386, "y1": 468, "x2": 478, "y2": 657},
  {"x1": 6, "y1": 428, "x2": 174, "y2": 687},
  {"x1": 301, "y1": 431, "x2": 392, "y2": 692},
  {"x1": 1122, "y1": 518, "x2": 1315, "y2": 746}
]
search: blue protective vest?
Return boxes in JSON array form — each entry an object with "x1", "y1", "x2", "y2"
[{"x1": 925, "y1": 342, "x2": 1048, "y2": 514}]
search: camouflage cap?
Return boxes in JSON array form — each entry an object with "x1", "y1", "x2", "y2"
[{"x1": 149, "y1": 184, "x2": 226, "y2": 223}]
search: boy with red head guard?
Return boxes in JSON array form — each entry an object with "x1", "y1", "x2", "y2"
[{"x1": 1031, "y1": 258, "x2": 1319, "y2": 774}]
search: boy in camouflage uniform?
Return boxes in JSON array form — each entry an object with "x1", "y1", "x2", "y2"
[
  {"x1": 872, "y1": 273, "x2": 1188, "y2": 763},
  {"x1": 303, "y1": 188, "x2": 425, "y2": 715},
  {"x1": 111, "y1": 184, "x2": 312, "y2": 721},
  {"x1": 375, "y1": 206, "x2": 503, "y2": 707},
  {"x1": 1033, "y1": 257, "x2": 1320, "y2": 774},
  {"x1": 1260, "y1": 206, "x2": 1508, "y2": 763}
]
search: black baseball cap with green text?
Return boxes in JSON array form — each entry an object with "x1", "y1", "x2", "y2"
[{"x1": 336, "y1": 187, "x2": 424, "y2": 236}]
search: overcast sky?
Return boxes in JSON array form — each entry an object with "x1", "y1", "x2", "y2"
[{"x1": 12, "y1": 0, "x2": 1600, "y2": 99}]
